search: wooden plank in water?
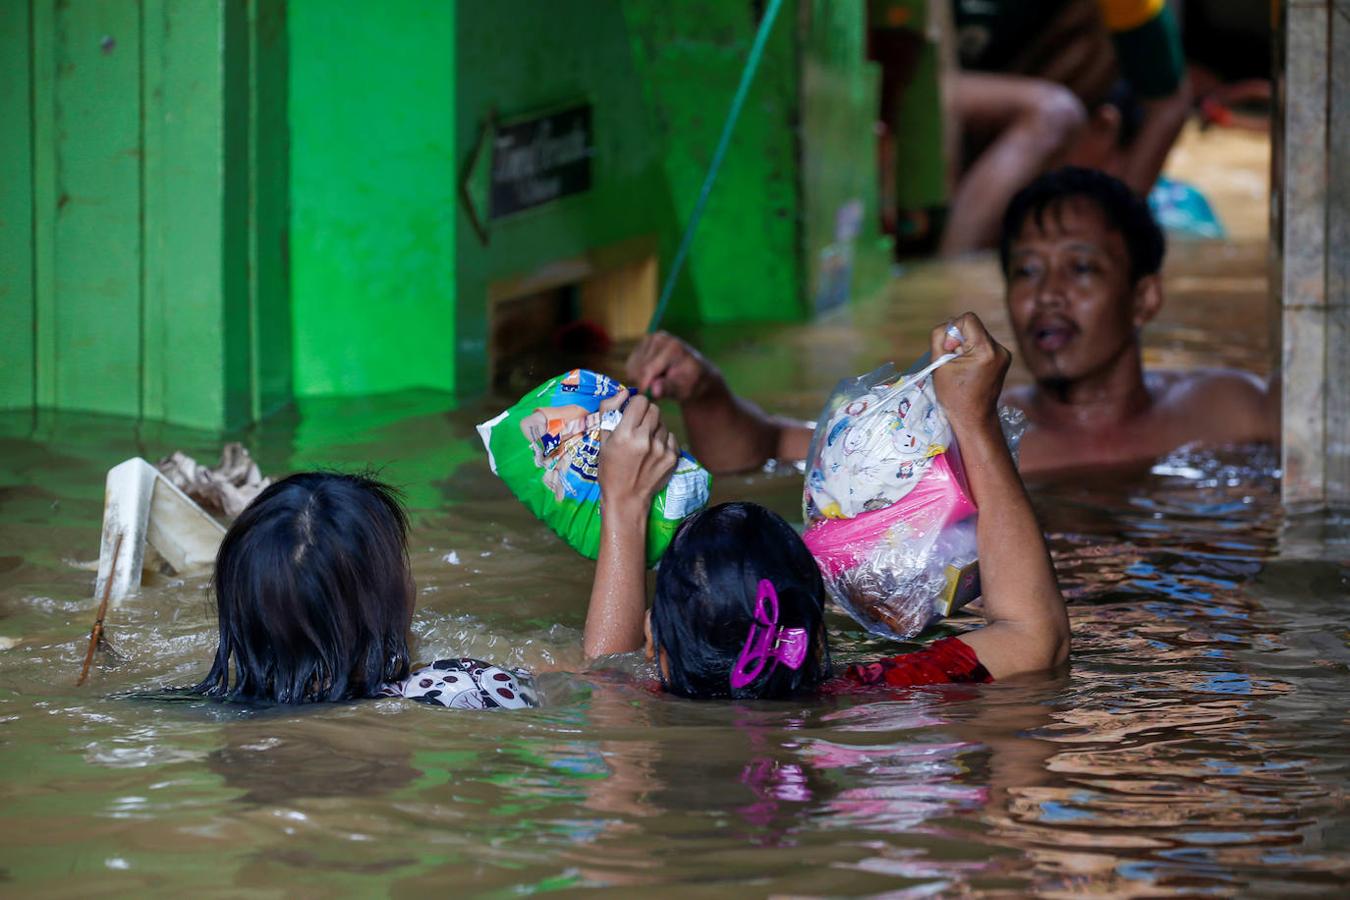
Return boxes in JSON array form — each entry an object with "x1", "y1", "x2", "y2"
[
  {"x1": 95, "y1": 459, "x2": 156, "y2": 605},
  {"x1": 145, "y1": 474, "x2": 226, "y2": 576},
  {"x1": 96, "y1": 458, "x2": 226, "y2": 606}
]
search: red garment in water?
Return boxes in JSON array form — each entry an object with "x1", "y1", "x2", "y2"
[{"x1": 844, "y1": 637, "x2": 992, "y2": 688}]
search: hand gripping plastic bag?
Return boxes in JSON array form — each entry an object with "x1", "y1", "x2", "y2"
[
  {"x1": 801, "y1": 354, "x2": 981, "y2": 640},
  {"x1": 804, "y1": 356, "x2": 956, "y2": 521},
  {"x1": 477, "y1": 369, "x2": 712, "y2": 566}
]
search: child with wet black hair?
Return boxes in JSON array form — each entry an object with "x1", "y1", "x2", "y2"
[
  {"x1": 586, "y1": 314, "x2": 1070, "y2": 698},
  {"x1": 193, "y1": 471, "x2": 536, "y2": 709},
  {"x1": 650, "y1": 501, "x2": 832, "y2": 699}
]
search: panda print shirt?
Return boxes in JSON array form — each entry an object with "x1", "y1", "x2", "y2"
[{"x1": 381, "y1": 658, "x2": 538, "y2": 710}]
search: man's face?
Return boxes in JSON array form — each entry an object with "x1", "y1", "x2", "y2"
[{"x1": 1004, "y1": 198, "x2": 1147, "y2": 386}]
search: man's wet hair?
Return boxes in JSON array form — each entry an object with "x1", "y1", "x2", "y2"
[
  {"x1": 194, "y1": 471, "x2": 414, "y2": 704},
  {"x1": 1000, "y1": 166, "x2": 1166, "y2": 283},
  {"x1": 651, "y1": 502, "x2": 831, "y2": 700}
]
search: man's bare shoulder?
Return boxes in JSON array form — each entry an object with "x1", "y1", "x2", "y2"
[
  {"x1": 1153, "y1": 367, "x2": 1276, "y2": 439},
  {"x1": 1153, "y1": 367, "x2": 1265, "y2": 405}
]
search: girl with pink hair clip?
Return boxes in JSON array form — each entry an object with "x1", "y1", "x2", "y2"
[{"x1": 584, "y1": 314, "x2": 1069, "y2": 698}]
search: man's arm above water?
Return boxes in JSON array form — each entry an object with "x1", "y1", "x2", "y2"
[{"x1": 625, "y1": 332, "x2": 812, "y2": 474}]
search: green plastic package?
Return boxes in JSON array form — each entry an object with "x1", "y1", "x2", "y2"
[{"x1": 477, "y1": 369, "x2": 712, "y2": 566}]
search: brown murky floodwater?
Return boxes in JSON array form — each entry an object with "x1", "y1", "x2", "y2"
[{"x1": 2, "y1": 236, "x2": 1348, "y2": 897}]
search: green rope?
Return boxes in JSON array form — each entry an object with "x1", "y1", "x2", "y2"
[{"x1": 647, "y1": 0, "x2": 785, "y2": 333}]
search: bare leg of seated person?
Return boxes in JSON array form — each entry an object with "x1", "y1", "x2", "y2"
[{"x1": 940, "y1": 73, "x2": 1086, "y2": 257}]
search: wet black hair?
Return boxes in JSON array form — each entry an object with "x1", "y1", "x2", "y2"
[
  {"x1": 651, "y1": 502, "x2": 831, "y2": 700},
  {"x1": 193, "y1": 471, "x2": 414, "y2": 704},
  {"x1": 999, "y1": 166, "x2": 1166, "y2": 284}
]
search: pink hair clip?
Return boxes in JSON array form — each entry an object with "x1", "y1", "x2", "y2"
[{"x1": 729, "y1": 579, "x2": 809, "y2": 690}]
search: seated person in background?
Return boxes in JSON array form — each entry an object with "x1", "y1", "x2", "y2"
[
  {"x1": 625, "y1": 168, "x2": 1276, "y2": 476},
  {"x1": 956, "y1": 0, "x2": 1192, "y2": 187},
  {"x1": 937, "y1": 0, "x2": 1192, "y2": 254}
]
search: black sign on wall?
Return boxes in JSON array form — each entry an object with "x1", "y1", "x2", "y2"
[{"x1": 490, "y1": 104, "x2": 594, "y2": 219}]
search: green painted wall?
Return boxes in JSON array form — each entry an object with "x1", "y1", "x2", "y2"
[
  {"x1": 0, "y1": 0, "x2": 35, "y2": 411},
  {"x1": 4, "y1": 0, "x2": 890, "y2": 429},
  {"x1": 1, "y1": 0, "x2": 289, "y2": 431},
  {"x1": 619, "y1": 1, "x2": 802, "y2": 329},
  {"x1": 801, "y1": 0, "x2": 886, "y2": 311},
  {"x1": 450, "y1": 0, "x2": 673, "y2": 393},
  {"x1": 448, "y1": 0, "x2": 884, "y2": 391},
  {"x1": 35, "y1": 0, "x2": 144, "y2": 417},
  {"x1": 288, "y1": 0, "x2": 457, "y2": 398},
  {"x1": 288, "y1": 0, "x2": 888, "y2": 399}
]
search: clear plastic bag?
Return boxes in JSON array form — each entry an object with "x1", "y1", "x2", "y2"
[
  {"x1": 801, "y1": 355, "x2": 990, "y2": 640},
  {"x1": 804, "y1": 447, "x2": 980, "y2": 640}
]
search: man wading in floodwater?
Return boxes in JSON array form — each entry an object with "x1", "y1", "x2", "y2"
[{"x1": 626, "y1": 168, "x2": 1278, "y2": 476}]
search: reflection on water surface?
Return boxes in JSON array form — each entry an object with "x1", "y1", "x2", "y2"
[{"x1": 1, "y1": 245, "x2": 1347, "y2": 896}]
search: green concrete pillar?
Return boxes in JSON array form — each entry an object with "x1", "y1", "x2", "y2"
[
  {"x1": 287, "y1": 0, "x2": 457, "y2": 400},
  {"x1": 619, "y1": 0, "x2": 802, "y2": 329}
]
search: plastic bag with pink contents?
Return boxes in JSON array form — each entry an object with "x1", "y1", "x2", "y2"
[{"x1": 801, "y1": 355, "x2": 1021, "y2": 640}]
